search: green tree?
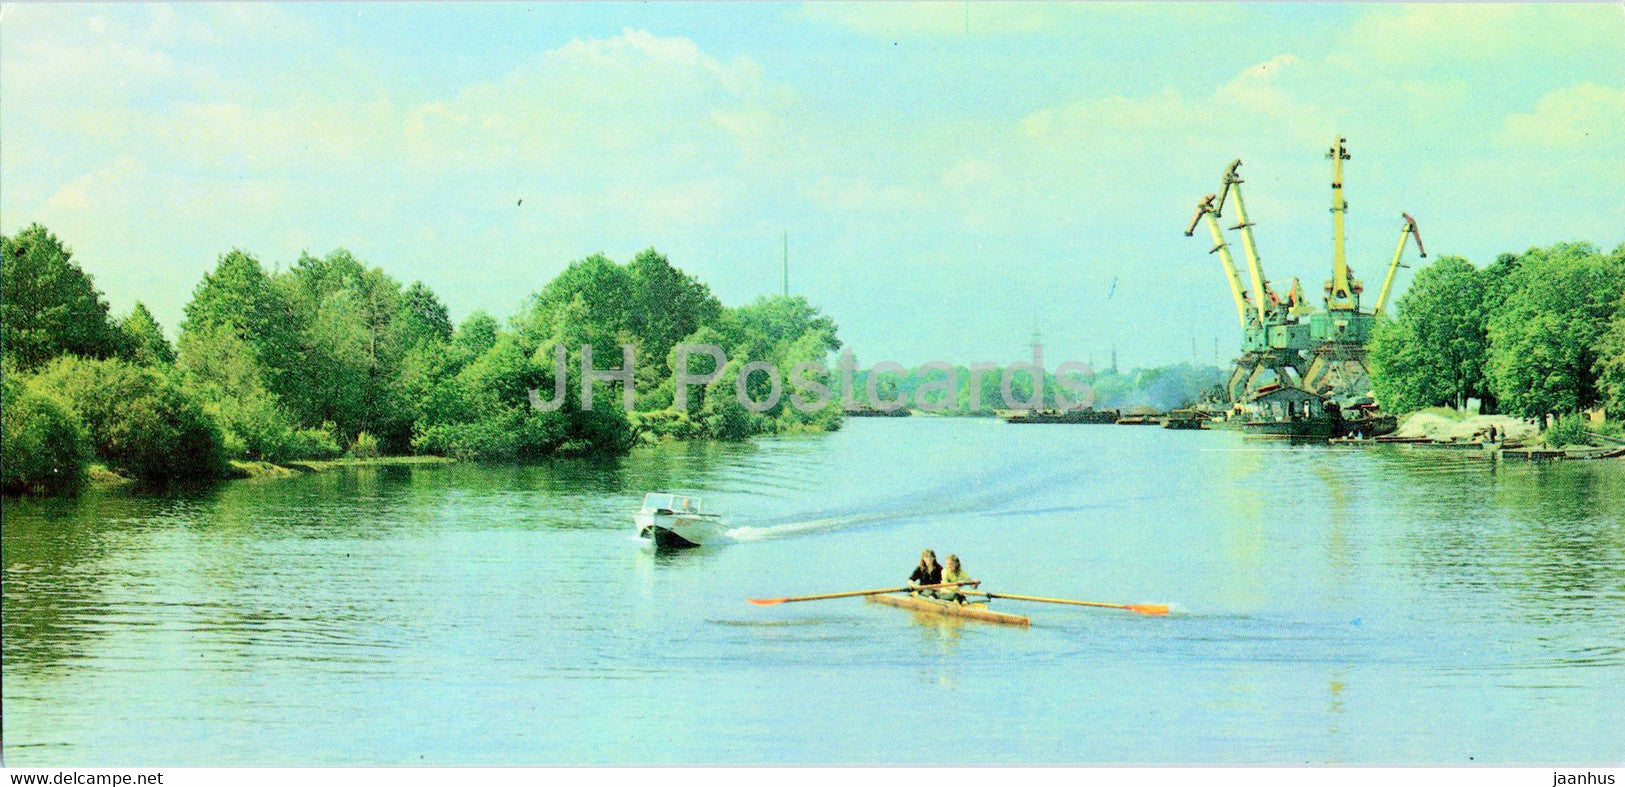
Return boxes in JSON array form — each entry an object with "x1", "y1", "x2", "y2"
[
  {"x1": 181, "y1": 249, "x2": 303, "y2": 392},
  {"x1": 33, "y1": 356, "x2": 227, "y2": 481},
  {"x1": 956, "y1": 364, "x2": 1009, "y2": 413},
  {"x1": 625, "y1": 248, "x2": 723, "y2": 381},
  {"x1": 1368, "y1": 256, "x2": 1491, "y2": 412},
  {"x1": 348, "y1": 431, "x2": 381, "y2": 459},
  {"x1": 1486, "y1": 243, "x2": 1625, "y2": 418},
  {"x1": 278, "y1": 249, "x2": 414, "y2": 451},
  {"x1": 1595, "y1": 290, "x2": 1625, "y2": 419},
  {"x1": 177, "y1": 323, "x2": 336, "y2": 462},
  {"x1": 699, "y1": 357, "x2": 760, "y2": 440},
  {"x1": 414, "y1": 333, "x2": 557, "y2": 460},
  {"x1": 454, "y1": 311, "x2": 499, "y2": 361},
  {"x1": 179, "y1": 252, "x2": 322, "y2": 458},
  {"x1": 731, "y1": 295, "x2": 841, "y2": 356},
  {"x1": 720, "y1": 295, "x2": 842, "y2": 425},
  {"x1": 1, "y1": 362, "x2": 89, "y2": 494},
  {"x1": 527, "y1": 293, "x2": 636, "y2": 454},
  {"x1": 1, "y1": 224, "x2": 125, "y2": 369},
  {"x1": 397, "y1": 281, "x2": 453, "y2": 347},
  {"x1": 514, "y1": 254, "x2": 632, "y2": 356},
  {"x1": 776, "y1": 330, "x2": 844, "y2": 429},
  {"x1": 1482, "y1": 252, "x2": 1522, "y2": 311},
  {"x1": 119, "y1": 302, "x2": 176, "y2": 366},
  {"x1": 302, "y1": 287, "x2": 375, "y2": 440}
]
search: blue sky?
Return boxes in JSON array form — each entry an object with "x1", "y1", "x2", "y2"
[{"x1": 3, "y1": 2, "x2": 1622, "y2": 368}]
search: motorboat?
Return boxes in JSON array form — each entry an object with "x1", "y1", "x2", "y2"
[{"x1": 633, "y1": 493, "x2": 725, "y2": 548}]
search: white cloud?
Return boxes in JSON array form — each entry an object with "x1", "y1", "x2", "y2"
[
  {"x1": 44, "y1": 157, "x2": 143, "y2": 211},
  {"x1": 4, "y1": 19, "x2": 809, "y2": 328},
  {"x1": 792, "y1": 2, "x2": 1243, "y2": 39},
  {"x1": 793, "y1": 2, "x2": 1051, "y2": 38},
  {"x1": 3, "y1": 4, "x2": 1621, "y2": 364},
  {"x1": 1331, "y1": 4, "x2": 1622, "y2": 74},
  {"x1": 1503, "y1": 83, "x2": 1625, "y2": 152}
]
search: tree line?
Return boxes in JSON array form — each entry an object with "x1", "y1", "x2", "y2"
[
  {"x1": 1367, "y1": 241, "x2": 1625, "y2": 421},
  {"x1": 2, "y1": 224, "x2": 843, "y2": 495}
]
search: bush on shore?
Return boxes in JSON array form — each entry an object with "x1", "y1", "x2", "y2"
[
  {"x1": 1, "y1": 366, "x2": 89, "y2": 494},
  {"x1": 1541, "y1": 413, "x2": 1593, "y2": 448},
  {"x1": 32, "y1": 356, "x2": 229, "y2": 482},
  {"x1": 347, "y1": 431, "x2": 381, "y2": 459}
]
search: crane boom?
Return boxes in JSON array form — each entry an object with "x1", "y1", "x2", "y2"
[
  {"x1": 1372, "y1": 212, "x2": 1427, "y2": 316},
  {"x1": 1326, "y1": 138, "x2": 1356, "y2": 309},
  {"x1": 1186, "y1": 194, "x2": 1252, "y2": 328},
  {"x1": 1221, "y1": 159, "x2": 1271, "y2": 323}
]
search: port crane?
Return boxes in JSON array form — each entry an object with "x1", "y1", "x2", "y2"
[
  {"x1": 1218, "y1": 160, "x2": 1275, "y2": 324},
  {"x1": 1372, "y1": 213, "x2": 1427, "y2": 316},
  {"x1": 1184, "y1": 192, "x2": 1253, "y2": 330},
  {"x1": 1325, "y1": 139, "x2": 1358, "y2": 311},
  {"x1": 1187, "y1": 138, "x2": 1427, "y2": 408},
  {"x1": 1189, "y1": 160, "x2": 1316, "y2": 402},
  {"x1": 1301, "y1": 140, "x2": 1429, "y2": 398}
]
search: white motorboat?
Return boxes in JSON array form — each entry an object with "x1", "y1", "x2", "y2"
[{"x1": 634, "y1": 493, "x2": 726, "y2": 548}]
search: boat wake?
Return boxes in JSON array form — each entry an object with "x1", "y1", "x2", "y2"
[
  {"x1": 723, "y1": 513, "x2": 896, "y2": 542},
  {"x1": 721, "y1": 462, "x2": 1104, "y2": 543}
]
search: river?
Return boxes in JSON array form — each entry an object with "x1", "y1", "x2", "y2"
[{"x1": 3, "y1": 418, "x2": 1622, "y2": 765}]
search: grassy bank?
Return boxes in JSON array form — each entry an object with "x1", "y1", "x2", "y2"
[
  {"x1": 295, "y1": 456, "x2": 458, "y2": 471},
  {"x1": 83, "y1": 455, "x2": 460, "y2": 488},
  {"x1": 86, "y1": 464, "x2": 135, "y2": 488}
]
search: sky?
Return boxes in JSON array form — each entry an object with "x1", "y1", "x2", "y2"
[{"x1": 3, "y1": 2, "x2": 1622, "y2": 369}]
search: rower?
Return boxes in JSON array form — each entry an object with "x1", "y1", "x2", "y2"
[
  {"x1": 908, "y1": 549, "x2": 942, "y2": 591},
  {"x1": 941, "y1": 555, "x2": 974, "y2": 604}
]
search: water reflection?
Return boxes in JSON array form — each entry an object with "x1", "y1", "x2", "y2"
[
  {"x1": 1325, "y1": 672, "x2": 1347, "y2": 764},
  {"x1": 632, "y1": 543, "x2": 720, "y2": 571},
  {"x1": 3, "y1": 494, "x2": 130, "y2": 671},
  {"x1": 3, "y1": 423, "x2": 1622, "y2": 765},
  {"x1": 1390, "y1": 457, "x2": 1623, "y2": 619}
]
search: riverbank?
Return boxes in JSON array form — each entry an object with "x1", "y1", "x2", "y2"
[
  {"x1": 1326, "y1": 407, "x2": 1625, "y2": 461},
  {"x1": 83, "y1": 455, "x2": 461, "y2": 489},
  {"x1": 71, "y1": 408, "x2": 1619, "y2": 493}
]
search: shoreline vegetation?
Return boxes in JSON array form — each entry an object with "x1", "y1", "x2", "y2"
[
  {"x1": 5, "y1": 225, "x2": 1621, "y2": 497},
  {"x1": 1366, "y1": 241, "x2": 1625, "y2": 450},
  {"x1": 3, "y1": 223, "x2": 848, "y2": 496},
  {"x1": 3, "y1": 223, "x2": 1226, "y2": 498}
]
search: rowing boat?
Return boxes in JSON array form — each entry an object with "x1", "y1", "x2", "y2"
[{"x1": 867, "y1": 592, "x2": 1031, "y2": 627}]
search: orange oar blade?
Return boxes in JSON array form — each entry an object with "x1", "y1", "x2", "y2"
[
  {"x1": 1127, "y1": 603, "x2": 1170, "y2": 616},
  {"x1": 746, "y1": 598, "x2": 788, "y2": 606}
]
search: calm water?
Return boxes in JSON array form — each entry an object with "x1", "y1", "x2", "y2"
[{"x1": 3, "y1": 419, "x2": 1622, "y2": 765}]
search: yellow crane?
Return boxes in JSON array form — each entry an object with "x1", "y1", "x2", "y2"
[
  {"x1": 1286, "y1": 277, "x2": 1313, "y2": 317},
  {"x1": 1325, "y1": 138, "x2": 1357, "y2": 310},
  {"x1": 1216, "y1": 159, "x2": 1276, "y2": 324},
  {"x1": 1372, "y1": 212, "x2": 1427, "y2": 316},
  {"x1": 1185, "y1": 193, "x2": 1254, "y2": 329}
]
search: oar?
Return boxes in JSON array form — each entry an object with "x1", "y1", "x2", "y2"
[
  {"x1": 964, "y1": 590, "x2": 1169, "y2": 616},
  {"x1": 747, "y1": 580, "x2": 980, "y2": 606}
]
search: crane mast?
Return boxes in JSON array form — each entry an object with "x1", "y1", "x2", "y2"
[
  {"x1": 1373, "y1": 213, "x2": 1427, "y2": 316},
  {"x1": 1326, "y1": 138, "x2": 1356, "y2": 310},
  {"x1": 1218, "y1": 159, "x2": 1273, "y2": 324},
  {"x1": 1186, "y1": 194, "x2": 1253, "y2": 329}
]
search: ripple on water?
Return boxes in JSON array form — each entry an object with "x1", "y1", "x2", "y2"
[{"x1": 3, "y1": 422, "x2": 1622, "y2": 765}]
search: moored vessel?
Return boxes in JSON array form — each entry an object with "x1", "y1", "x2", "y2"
[{"x1": 1003, "y1": 408, "x2": 1119, "y2": 425}]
